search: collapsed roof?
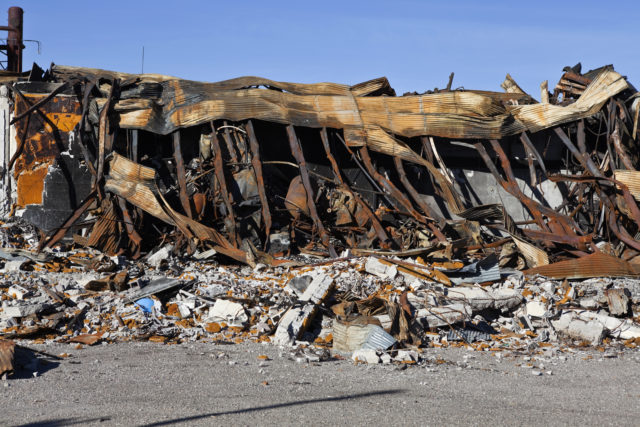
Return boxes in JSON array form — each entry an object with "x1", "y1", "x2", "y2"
[{"x1": 2, "y1": 62, "x2": 640, "y2": 276}]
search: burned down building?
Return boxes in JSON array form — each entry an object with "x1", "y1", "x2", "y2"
[{"x1": 0, "y1": 60, "x2": 639, "y2": 275}]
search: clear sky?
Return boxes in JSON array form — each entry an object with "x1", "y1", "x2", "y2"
[{"x1": 9, "y1": 0, "x2": 640, "y2": 97}]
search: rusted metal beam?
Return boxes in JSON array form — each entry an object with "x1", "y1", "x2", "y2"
[
  {"x1": 96, "y1": 80, "x2": 119, "y2": 192},
  {"x1": 9, "y1": 82, "x2": 71, "y2": 126},
  {"x1": 210, "y1": 122, "x2": 238, "y2": 246},
  {"x1": 172, "y1": 130, "x2": 193, "y2": 219},
  {"x1": 40, "y1": 190, "x2": 97, "y2": 251},
  {"x1": 221, "y1": 121, "x2": 239, "y2": 166},
  {"x1": 553, "y1": 127, "x2": 604, "y2": 179},
  {"x1": 358, "y1": 145, "x2": 426, "y2": 224},
  {"x1": 319, "y1": 128, "x2": 393, "y2": 247},
  {"x1": 611, "y1": 120, "x2": 634, "y2": 170},
  {"x1": 117, "y1": 196, "x2": 142, "y2": 259},
  {"x1": 287, "y1": 125, "x2": 336, "y2": 256},
  {"x1": 475, "y1": 140, "x2": 578, "y2": 236},
  {"x1": 245, "y1": 120, "x2": 272, "y2": 249},
  {"x1": 393, "y1": 156, "x2": 447, "y2": 241},
  {"x1": 419, "y1": 136, "x2": 465, "y2": 214},
  {"x1": 7, "y1": 98, "x2": 30, "y2": 172}
]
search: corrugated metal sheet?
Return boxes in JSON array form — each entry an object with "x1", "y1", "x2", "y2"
[{"x1": 525, "y1": 252, "x2": 640, "y2": 279}]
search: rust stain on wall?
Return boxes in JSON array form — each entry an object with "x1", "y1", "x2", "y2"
[
  {"x1": 16, "y1": 164, "x2": 48, "y2": 206},
  {"x1": 12, "y1": 93, "x2": 82, "y2": 207}
]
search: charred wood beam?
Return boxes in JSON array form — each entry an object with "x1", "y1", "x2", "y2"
[
  {"x1": 522, "y1": 140, "x2": 537, "y2": 187},
  {"x1": 287, "y1": 125, "x2": 336, "y2": 256},
  {"x1": 246, "y1": 120, "x2": 272, "y2": 250},
  {"x1": 210, "y1": 122, "x2": 239, "y2": 247},
  {"x1": 172, "y1": 130, "x2": 193, "y2": 219}
]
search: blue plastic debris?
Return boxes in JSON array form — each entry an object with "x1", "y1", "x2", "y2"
[{"x1": 135, "y1": 297, "x2": 154, "y2": 313}]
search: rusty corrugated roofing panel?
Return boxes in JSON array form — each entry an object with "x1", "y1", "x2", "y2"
[{"x1": 524, "y1": 252, "x2": 640, "y2": 279}]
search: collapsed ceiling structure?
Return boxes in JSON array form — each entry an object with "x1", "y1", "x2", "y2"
[{"x1": 2, "y1": 61, "x2": 639, "y2": 279}]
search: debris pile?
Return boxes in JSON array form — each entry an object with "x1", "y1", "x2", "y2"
[
  {"x1": 0, "y1": 220, "x2": 639, "y2": 369},
  {"x1": 1, "y1": 62, "x2": 640, "y2": 368}
]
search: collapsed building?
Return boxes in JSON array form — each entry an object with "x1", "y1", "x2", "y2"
[
  {"x1": 2, "y1": 7, "x2": 640, "y2": 373},
  {"x1": 1, "y1": 61, "x2": 639, "y2": 272}
]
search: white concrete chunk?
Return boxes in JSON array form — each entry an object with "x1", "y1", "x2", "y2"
[
  {"x1": 299, "y1": 275, "x2": 334, "y2": 304},
  {"x1": 352, "y1": 349, "x2": 380, "y2": 364}
]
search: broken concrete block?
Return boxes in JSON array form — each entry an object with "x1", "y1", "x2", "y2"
[
  {"x1": 380, "y1": 353, "x2": 392, "y2": 364},
  {"x1": 352, "y1": 349, "x2": 380, "y2": 364},
  {"x1": 446, "y1": 286, "x2": 523, "y2": 311},
  {"x1": 414, "y1": 303, "x2": 472, "y2": 328},
  {"x1": 147, "y1": 245, "x2": 173, "y2": 268},
  {"x1": 579, "y1": 297, "x2": 599, "y2": 310},
  {"x1": 394, "y1": 350, "x2": 419, "y2": 363},
  {"x1": 286, "y1": 275, "x2": 313, "y2": 296},
  {"x1": 299, "y1": 275, "x2": 334, "y2": 304},
  {"x1": 364, "y1": 257, "x2": 397, "y2": 280},
  {"x1": 3, "y1": 261, "x2": 25, "y2": 272},
  {"x1": 578, "y1": 311, "x2": 640, "y2": 340},
  {"x1": 177, "y1": 302, "x2": 192, "y2": 318},
  {"x1": 526, "y1": 301, "x2": 547, "y2": 318},
  {"x1": 273, "y1": 304, "x2": 316, "y2": 346},
  {"x1": 1, "y1": 303, "x2": 49, "y2": 319},
  {"x1": 7, "y1": 285, "x2": 29, "y2": 300},
  {"x1": 332, "y1": 321, "x2": 396, "y2": 353},
  {"x1": 604, "y1": 289, "x2": 629, "y2": 316},
  {"x1": 551, "y1": 311, "x2": 606, "y2": 344},
  {"x1": 206, "y1": 300, "x2": 248, "y2": 327}
]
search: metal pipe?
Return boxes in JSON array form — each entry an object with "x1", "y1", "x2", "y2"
[{"x1": 7, "y1": 7, "x2": 23, "y2": 73}]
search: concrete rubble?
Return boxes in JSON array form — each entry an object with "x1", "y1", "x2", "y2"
[{"x1": 0, "y1": 218, "x2": 638, "y2": 375}]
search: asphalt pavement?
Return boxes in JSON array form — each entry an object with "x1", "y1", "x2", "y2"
[{"x1": 2, "y1": 342, "x2": 640, "y2": 426}]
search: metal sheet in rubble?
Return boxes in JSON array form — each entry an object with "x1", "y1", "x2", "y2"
[{"x1": 445, "y1": 254, "x2": 501, "y2": 284}]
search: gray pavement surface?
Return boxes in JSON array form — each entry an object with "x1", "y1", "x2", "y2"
[{"x1": 2, "y1": 342, "x2": 640, "y2": 426}]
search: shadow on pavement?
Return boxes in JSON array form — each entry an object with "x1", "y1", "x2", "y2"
[
  {"x1": 141, "y1": 389, "x2": 406, "y2": 426},
  {"x1": 17, "y1": 417, "x2": 112, "y2": 426},
  {"x1": 7, "y1": 346, "x2": 61, "y2": 380}
]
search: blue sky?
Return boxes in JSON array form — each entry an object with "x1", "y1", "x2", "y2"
[{"x1": 10, "y1": 0, "x2": 640, "y2": 97}]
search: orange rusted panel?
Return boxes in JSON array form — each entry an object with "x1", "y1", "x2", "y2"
[
  {"x1": 44, "y1": 111, "x2": 81, "y2": 133},
  {"x1": 12, "y1": 93, "x2": 82, "y2": 207},
  {"x1": 13, "y1": 94, "x2": 81, "y2": 176},
  {"x1": 16, "y1": 164, "x2": 48, "y2": 206}
]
